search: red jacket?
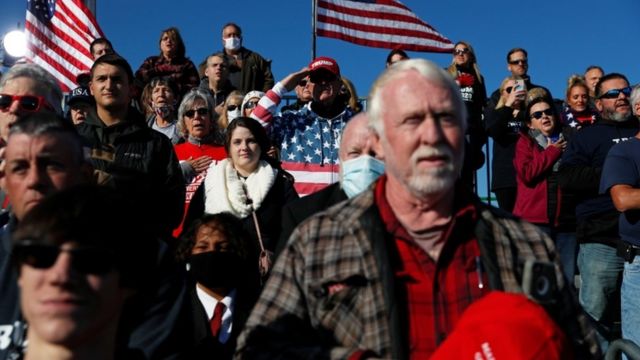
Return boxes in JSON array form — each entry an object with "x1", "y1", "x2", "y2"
[{"x1": 512, "y1": 132, "x2": 563, "y2": 225}]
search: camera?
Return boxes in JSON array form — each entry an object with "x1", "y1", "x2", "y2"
[{"x1": 522, "y1": 259, "x2": 558, "y2": 304}]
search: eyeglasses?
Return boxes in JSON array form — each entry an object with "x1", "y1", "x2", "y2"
[
  {"x1": 530, "y1": 108, "x2": 554, "y2": 120},
  {"x1": 184, "y1": 108, "x2": 209, "y2": 118},
  {"x1": 309, "y1": 72, "x2": 338, "y2": 84},
  {"x1": 298, "y1": 79, "x2": 308, "y2": 87},
  {"x1": 13, "y1": 243, "x2": 115, "y2": 275},
  {"x1": 244, "y1": 101, "x2": 259, "y2": 110},
  {"x1": 0, "y1": 94, "x2": 54, "y2": 112},
  {"x1": 508, "y1": 59, "x2": 528, "y2": 65},
  {"x1": 505, "y1": 86, "x2": 513, "y2": 94},
  {"x1": 227, "y1": 104, "x2": 239, "y2": 111},
  {"x1": 598, "y1": 87, "x2": 632, "y2": 99},
  {"x1": 454, "y1": 48, "x2": 470, "y2": 56}
]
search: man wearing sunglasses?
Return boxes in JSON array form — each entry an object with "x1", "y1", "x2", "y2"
[
  {"x1": 559, "y1": 73, "x2": 638, "y2": 351},
  {"x1": 77, "y1": 53, "x2": 184, "y2": 241},
  {"x1": 250, "y1": 56, "x2": 356, "y2": 196},
  {"x1": 0, "y1": 63, "x2": 63, "y2": 147},
  {"x1": 486, "y1": 48, "x2": 551, "y2": 109},
  {"x1": 12, "y1": 185, "x2": 155, "y2": 359},
  {"x1": 280, "y1": 76, "x2": 313, "y2": 113}
]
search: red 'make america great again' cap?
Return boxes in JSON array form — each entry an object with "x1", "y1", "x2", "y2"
[{"x1": 308, "y1": 56, "x2": 340, "y2": 77}]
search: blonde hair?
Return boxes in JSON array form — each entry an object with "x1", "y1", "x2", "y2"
[
  {"x1": 218, "y1": 90, "x2": 244, "y2": 130},
  {"x1": 565, "y1": 74, "x2": 589, "y2": 103},
  {"x1": 340, "y1": 76, "x2": 362, "y2": 113},
  {"x1": 446, "y1": 41, "x2": 484, "y2": 86},
  {"x1": 495, "y1": 76, "x2": 521, "y2": 109}
]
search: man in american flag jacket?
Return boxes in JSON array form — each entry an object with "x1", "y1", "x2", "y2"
[
  {"x1": 236, "y1": 59, "x2": 600, "y2": 359},
  {"x1": 251, "y1": 57, "x2": 356, "y2": 197}
]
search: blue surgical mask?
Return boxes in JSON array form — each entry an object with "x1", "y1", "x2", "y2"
[
  {"x1": 340, "y1": 155, "x2": 385, "y2": 198},
  {"x1": 224, "y1": 37, "x2": 241, "y2": 51}
]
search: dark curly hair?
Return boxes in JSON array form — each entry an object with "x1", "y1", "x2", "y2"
[{"x1": 175, "y1": 212, "x2": 249, "y2": 263}]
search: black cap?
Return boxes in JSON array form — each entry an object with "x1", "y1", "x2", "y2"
[{"x1": 67, "y1": 86, "x2": 93, "y2": 106}]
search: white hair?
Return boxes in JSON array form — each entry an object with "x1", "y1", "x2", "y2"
[
  {"x1": 367, "y1": 58, "x2": 467, "y2": 136},
  {"x1": 0, "y1": 63, "x2": 63, "y2": 115},
  {"x1": 631, "y1": 84, "x2": 640, "y2": 115}
]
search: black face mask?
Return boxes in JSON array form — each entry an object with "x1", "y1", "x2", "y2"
[{"x1": 188, "y1": 251, "x2": 244, "y2": 290}]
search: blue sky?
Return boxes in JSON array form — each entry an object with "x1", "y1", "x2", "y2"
[{"x1": 1, "y1": 0, "x2": 640, "y2": 199}]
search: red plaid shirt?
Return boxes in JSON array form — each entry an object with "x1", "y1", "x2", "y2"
[{"x1": 374, "y1": 176, "x2": 489, "y2": 359}]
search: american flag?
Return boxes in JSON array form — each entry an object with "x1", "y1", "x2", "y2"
[
  {"x1": 25, "y1": 0, "x2": 104, "y2": 92},
  {"x1": 317, "y1": 0, "x2": 453, "y2": 53}
]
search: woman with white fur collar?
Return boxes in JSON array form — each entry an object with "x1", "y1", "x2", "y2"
[{"x1": 184, "y1": 117, "x2": 298, "y2": 273}]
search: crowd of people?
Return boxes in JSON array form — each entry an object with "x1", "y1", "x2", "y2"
[{"x1": 0, "y1": 20, "x2": 639, "y2": 360}]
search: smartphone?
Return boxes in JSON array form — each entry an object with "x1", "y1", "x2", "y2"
[
  {"x1": 522, "y1": 259, "x2": 558, "y2": 304},
  {"x1": 514, "y1": 79, "x2": 525, "y2": 92}
]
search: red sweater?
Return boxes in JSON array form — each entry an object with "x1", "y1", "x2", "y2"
[
  {"x1": 512, "y1": 133, "x2": 563, "y2": 225},
  {"x1": 173, "y1": 142, "x2": 227, "y2": 237}
]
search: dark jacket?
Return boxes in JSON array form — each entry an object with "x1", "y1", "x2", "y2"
[
  {"x1": 178, "y1": 286, "x2": 256, "y2": 360},
  {"x1": 222, "y1": 47, "x2": 274, "y2": 93},
  {"x1": 276, "y1": 183, "x2": 347, "y2": 257},
  {"x1": 134, "y1": 55, "x2": 200, "y2": 100},
  {"x1": 76, "y1": 109, "x2": 185, "y2": 240},
  {"x1": 198, "y1": 78, "x2": 236, "y2": 108},
  {"x1": 484, "y1": 105, "x2": 526, "y2": 190},
  {"x1": 558, "y1": 117, "x2": 639, "y2": 245}
]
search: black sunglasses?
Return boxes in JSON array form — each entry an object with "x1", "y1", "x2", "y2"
[
  {"x1": 0, "y1": 94, "x2": 54, "y2": 112},
  {"x1": 530, "y1": 108, "x2": 554, "y2": 120},
  {"x1": 184, "y1": 107, "x2": 209, "y2": 118},
  {"x1": 505, "y1": 86, "x2": 513, "y2": 94},
  {"x1": 309, "y1": 72, "x2": 338, "y2": 84},
  {"x1": 244, "y1": 101, "x2": 259, "y2": 110},
  {"x1": 598, "y1": 87, "x2": 632, "y2": 99},
  {"x1": 13, "y1": 243, "x2": 115, "y2": 275},
  {"x1": 454, "y1": 48, "x2": 470, "y2": 56},
  {"x1": 298, "y1": 79, "x2": 308, "y2": 87},
  {"x1": 508, "y1": 59, "x2": 528, "y2": 65},
  {"x1": 227, "y1": 104, "x2": 239, "y2": 111}
]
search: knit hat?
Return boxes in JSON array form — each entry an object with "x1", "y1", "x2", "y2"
[
  {"x1": 241, "y1": 90, "x2": 265, "y2": 114},
  {"x1": 431, "y1": 291, "x2": 571, "y2": 360}
]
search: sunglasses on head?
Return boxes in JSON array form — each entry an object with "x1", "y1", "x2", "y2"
[
  {"x1": 509, "y1": 59, "x2": 528, "y2": 66},
  {"x1": 184, "y1": 108, "x2": 208, "y2": 118},
  {"x1": 0, "y1": 94, "x2": 54, "y2": 112},
  {"x1": 244, "y1": 101, "x2": 259, "y2": 110},
  {"x1": 13, "y1": 242, "x2": 116, "y2": 275},
  {"x1": 598, "y1": 87, "x2": 632, "y2": 99},
  {"x1": 227, "y1": 104, "x2": 239, "y2": 111},
  {"x1": 454, "y1": 48, "x2": 470, "y2": 56},
  {"x1": 530, "y1": 108, "x2": 553, "y2": 120}
]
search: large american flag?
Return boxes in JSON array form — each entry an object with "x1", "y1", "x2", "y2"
[
  {"x1": 25, "y1": 0, "x2": 104, "y2": 92},
  {"x1": 317, "y1": 0, "x2": 453, "y2": 53}
]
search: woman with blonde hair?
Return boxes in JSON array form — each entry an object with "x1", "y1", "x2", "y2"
[
  {"x1": 338, "y1": 76, "x2": 362, "y2": 113},
  {"x1": 218, "y1": 90, "x2": 244, "y2": 131},
  {"x1": 561, "y1": 75, "x2": 597, "y2": 135},
  {"x1": 447, "y1": 41, "x2": 487, "y2": 190},
  {"x1": 484, "y1": 76, "x2": 527, "y2": 212}
]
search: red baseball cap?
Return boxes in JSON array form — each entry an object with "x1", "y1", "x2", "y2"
[
  {"x1": 431, "y1": 291, "x2": 572, "y2": 360},
  {"x1": 308, "y1": 56, "x2": 340, "y2": 77}
]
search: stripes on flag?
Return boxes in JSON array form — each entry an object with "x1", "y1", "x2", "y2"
[
  {"x1": 317, "y1": 0, "x2": 453, "y2": 53},
  {"x1": 281, "y1": 161, "x2": 341, "y2": 197},
  {"x1": 25, "y1": 0, "x2": 104, "y2": 92}
]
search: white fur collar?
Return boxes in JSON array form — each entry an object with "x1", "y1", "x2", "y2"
[{"x1": 204, "y1": 159, "x2": 277, "y2": 218}]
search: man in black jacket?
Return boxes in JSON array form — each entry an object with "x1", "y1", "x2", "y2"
[
  {"x1": 79, "y1": 53, "x2": 185, "y2": 241},
  {"x1": 559, "y1": 73, "x2": 638, "y2": 352},
  {"x1": 219, "y1": 23, "x2": 274, "y2": 93}
]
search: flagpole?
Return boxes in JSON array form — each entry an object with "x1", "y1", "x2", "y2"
[{"x1": 311, "y1": 0, "x2": 317, "y2": 60}]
